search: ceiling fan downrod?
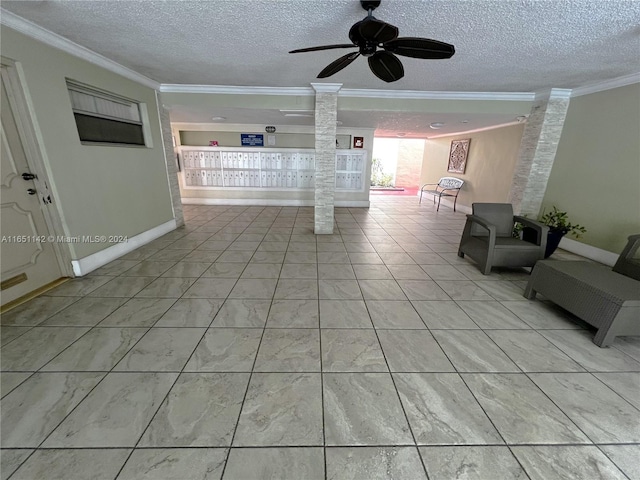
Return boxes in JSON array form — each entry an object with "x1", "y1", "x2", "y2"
[{"x1": 360, "y1": 0, "x2": 381, "y2": 12}]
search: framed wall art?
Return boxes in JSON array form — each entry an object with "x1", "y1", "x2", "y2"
[{"x1": 447, "y1": 139, "x2": 470, "y2": 174}]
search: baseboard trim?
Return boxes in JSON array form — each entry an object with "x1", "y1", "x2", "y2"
[
  {"x1": 336, "y1": 201, "x2": 370, "y2": 208},
  {"x1": 558, "y1": 236, "x2": 619, "y2": 266},
  {"x1": 71, "y1": 219, "x2": 177, "y2": 276},
  {"x1": 181, "y1": 198, "x2": 370, "y2": 208}
]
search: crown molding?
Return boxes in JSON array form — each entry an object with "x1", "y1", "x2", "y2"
[
  {"x1": 0, "y1": 9, "x2": 160, "y2": 90},
  {"x1": 160, "y1": 83, "x2": 536, "y2": 101},
  {"x1": 549, "y1": 88, "x2": 573, "y2": 99},
  {"x1": 571, "y1": 72, "x2": 640, "y2": 97},
  {"x1": 160, "y1": 84, "x2": 316, "y2": 95},
  {"x1": 338, "y1": 88, "x2": 535, "y2": 101},
  {"x1": 310, "y1": 82, "x2": 343, "y2": 93}
]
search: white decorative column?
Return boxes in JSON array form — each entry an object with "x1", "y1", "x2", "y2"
[
  {"x1": 311, "y1": 83, "x2": 342, "y2": 234},
  {"x1": 509, "y1": 88, "x2": 571, "y2": 216},
  {"x1": 156, "y1": 92, "x2": 184, "y2": 227}
]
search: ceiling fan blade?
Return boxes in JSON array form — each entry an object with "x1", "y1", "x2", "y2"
[
  {"x1": 317, "y1": 52, "x2": 360, "y2": 78},
  {"x1": 358, "y1": 17, "x2": 399, "y2": 43},
  {"x1": 382, "y1": 37, "x2": 455, "y2": 59},
  {"x1": 289, "y1": 44, "x2": 356, "y2": 53},
  {"x1": 368, "y1": 51, "x2": 404, "y2": 83}
]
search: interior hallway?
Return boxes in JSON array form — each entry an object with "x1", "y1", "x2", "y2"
[{"x1": 1, "y1": 195, "x2": 639, "y2": 479}]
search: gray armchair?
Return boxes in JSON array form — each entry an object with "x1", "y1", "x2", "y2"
[{"x1": 458, "y1": 203, "x2": 549, "y2": 275}]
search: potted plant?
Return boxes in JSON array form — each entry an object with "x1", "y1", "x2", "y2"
[{"x1": 523, "y1": 206, "x2": 587, "y2": 258}]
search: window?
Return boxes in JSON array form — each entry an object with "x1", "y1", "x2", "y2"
[{"x1": 67, "y1": 81, "x2": 146, "y2": 146}]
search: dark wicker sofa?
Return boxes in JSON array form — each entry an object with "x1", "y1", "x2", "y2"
[{"x1": 524, "y1": 234, "x2": 640, "y2": 347}]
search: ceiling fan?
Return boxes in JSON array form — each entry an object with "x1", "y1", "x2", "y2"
[{"x1": 289, "y1": 0, "x2": 455, "y2": 83}]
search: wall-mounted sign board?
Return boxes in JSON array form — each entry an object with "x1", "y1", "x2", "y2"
[
  {"x1": 241, "y1": 134, "x2": 264, "y2": 146},
  {"x1": 336, "y1": 135, "x2": 351, "y2": 149}
]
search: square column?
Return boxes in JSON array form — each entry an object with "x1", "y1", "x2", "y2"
[
  {"x1": 509, "y1": 88, "x2": 571, "y2": 216},
  {"x1": 311, "y1": 83, "x2": 342, "y2": 234},
  {"x1": 156, "y1": 92, "x2": 184, "y2": 227}
]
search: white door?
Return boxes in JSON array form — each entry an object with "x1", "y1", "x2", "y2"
[{"x1": 1, "y1": 66, "x2": 63, "y2": 305}]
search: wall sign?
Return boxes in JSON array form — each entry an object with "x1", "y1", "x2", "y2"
[
  {"x1": 353, "y1": 136, "x2": 364, "y2": 148},
  {"x1": 241, "y1": 134, "x2": 264, "y2": 146},
  {"x1": 336, "y1": 135, "x2": 351, "y2": 149}
]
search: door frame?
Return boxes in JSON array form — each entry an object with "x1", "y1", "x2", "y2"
[{"x1": 1, "y1": 56, "x2": 74, "y2": 278}]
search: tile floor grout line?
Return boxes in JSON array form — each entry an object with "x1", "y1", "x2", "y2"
[
  {"x1": 521, "y1": 369, "x2": 635, "y2": 446},
  {"x1": 3, "y1": 441, "x2": 640, "y2": 451},
  {"x1": 30, "y1": 295, "x2": 182, "y2": 374},
  {"x1": 592, "y1": 444, "x2": 634, "y2": 480},
  {"x1": 11, "y1": 367, "x2": 640, "y2": 375},
  {"x1": 361, "y1": 298, "x2": 431, "y2": 479},
  {"x1": 313, "y1": 229, "x2": 329, "y2": 480},
  {"x1": 218, "y1": 206, "x2": 290, "y2": 480},
  {"x1": 428, "y1": 331, "x2": 512, "y2": 450},
  {"x1": 537, "y1": 330, "x2": 640, "y2": 374},
  {"x1": 586, "y1": 372, "x2": 640, "y2": 413},
  {"x1": 112, "y1": 278, "x2": 230, "y2": 479}
]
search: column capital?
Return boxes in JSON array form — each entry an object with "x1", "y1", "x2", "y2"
[
  {"x1": 310, "y1": 83, "x2": 343, "y2": 93},
  {"x1": 534, "y1": 88, "x2": 572, "y2": 103}
]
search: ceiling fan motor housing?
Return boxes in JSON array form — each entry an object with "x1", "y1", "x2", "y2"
[{"x1": 349, "y1": 21, "x2": 378, "y2": 56}]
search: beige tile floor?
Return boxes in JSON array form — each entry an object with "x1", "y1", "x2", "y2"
[{"x1": 1, "y1": 196, "x2": 639, "y2": 479}]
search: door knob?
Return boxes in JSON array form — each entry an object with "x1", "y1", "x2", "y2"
[
  {"x1": 27, "y1": 188, "x2": 36, "y2": 195},
  {"x1": 22, "y1": 173, "x2": 37, "y2": 181}
]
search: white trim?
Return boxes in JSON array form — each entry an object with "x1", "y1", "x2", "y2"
[
  {"x1": 181, "y1": 198, "x2": 369, "y2": 207},
  {"x1": 311, "y1": 83, "x2": 343, "y2": 93},
  {"x1": 571, "y1": 72, "x2": 640, "y2": 97},
  {"x1": 336, "y1": 200, "x2": 369, "y2": 207},
  {"x1": 558, "y1": 236, "x2": 619, "y2": 267},
  {"x1": 340, "y1": 89, "x2": 535, "y2": 101},
  {"x1": 160, "y1": 83, "x2": 536, "y2": 101},
  {"x1": 0, "y1": 9, "x2": 160, "y2": 90},
  {"x1": 549, "y1": 88, "x2": 573, "y2": 99},
  {"x1": 71, "y1": 219, "x2": 177, "y2": 276},
  {"x1": 160, "y1": 84, "x2": 315, "y2": 96}
]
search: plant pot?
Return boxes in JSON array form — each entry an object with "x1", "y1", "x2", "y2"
[
  {"x1": 522, "y1": 227, "x2": 566, "y2": 258},
  {"x1": 544, "y1": 230, "x2": 566, "y2": 258}
]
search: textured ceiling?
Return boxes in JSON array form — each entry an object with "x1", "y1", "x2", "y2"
[{"x1": 2, "y1": 0, "x2": 639, "y2": 136}]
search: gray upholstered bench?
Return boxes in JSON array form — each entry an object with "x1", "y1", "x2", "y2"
[{"x1": 524, "y1": 234, "x2": 640, "y2": 347}]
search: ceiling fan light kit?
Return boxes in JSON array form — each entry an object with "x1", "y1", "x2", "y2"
[{"x1": 289, "y1": 0, "x2": 455, "y2": 83}]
